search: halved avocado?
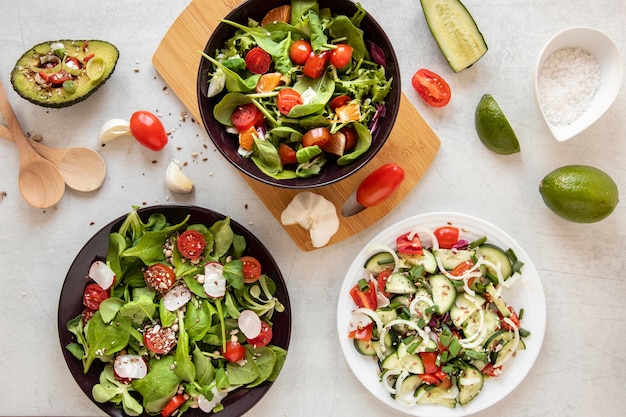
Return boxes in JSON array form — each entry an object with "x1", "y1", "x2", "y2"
[{"x1": 10, "y1": 39, "x2": 119, "y2": 108}]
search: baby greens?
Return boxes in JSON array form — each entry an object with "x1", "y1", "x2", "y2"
[
  {"x1": 203, "y1": 0, "x2": 393, "y2": 180},
  {"x1": 66, "y1": 207, "x2": 287, "y2": 416}
]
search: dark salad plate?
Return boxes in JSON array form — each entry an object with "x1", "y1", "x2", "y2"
[{"x1": 57, "y1": 205, "x2": 292, "y2": 417}]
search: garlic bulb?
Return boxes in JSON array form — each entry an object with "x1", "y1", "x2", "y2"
[
  {"x1": 98, "y1": 118, "x2": 131, "y2": 144},
  {"x1": 165, "y1": 159, "x2": 193, "y2": 193}
]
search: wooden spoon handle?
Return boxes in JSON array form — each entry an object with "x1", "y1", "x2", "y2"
[{"x1": 0, "y1": 80, "x2": 39, "y2": 165}]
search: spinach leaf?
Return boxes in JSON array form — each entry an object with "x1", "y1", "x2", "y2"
[
  {"x1": 121, "y1": 216, "x2": 189, "y2": 265},
  {"x1": 213, "y1": 92, "x2": 252, "y2": 127},
  {"x1": 308, "y1": 11, "x2": 328, "y2": 53},
  {"x1": 84, "y1": 311, "x2": 132, "y2": 372},
  {"x1": 251, "y1": 138, "x2": 283, "y2": 176},
  {"x1": 106, "y1": 233, "x2": 126, "y2": 279},
  {"x1": 99, "y1": 297, "x2": 125, "y2": 323},
  {"x1": 291, "y1": 0, "x2": 319, "y2": 25},
  {"x1": 245, "y1": 346, "x2": 276, "y2": 388},
  {"x1": 159, "y1": 297, "x2": 177, "y2": 328},
  {"x1": 329, "y1": 15, "x2": 369, "y2": 62},
  {"x1": 223, "y1": 259, "x2": 244, "y2": 290},
  {"x1": 267, "y1": 345, "x2": 288, "y2": 381},
  {"x1": 226, "y1": 350, "x2": 259, "y2": 385},
  {"x1": 192, "y1": 343, "x2": 217, "y2": 387},
  {"x1": 200, "y1": 52, "x2": 260, "y2": 93},
  {"x1": 174, "y1": 310, "x2": 196, "y2": 382},
  {"x1": 184, "y1": 299, "x2": 214, "y2": 341},
  {"x1": 132, "y1": 355, "x2": 181, "y2": 413},
  {"x1": 296, "y1": 154, "x2": 326, "y2": 177},
  {"x1": 337, "y1": 122, "x2": 372, "y2": 165},
  {"x1": 296, "y1": 145, "x2": 323, "y2": 163},
  {"x1": 231, "y1": 234, "x2": 246, "y2": 259},
  {"x1": 209, "y1": 218, "x2": 234, "y2": 260},
  {"x1": 92, "y1": 364, "x2": 143, "y2": 416},
  {"x1": 289, "y1": 72, "x2": 335, "y2": 117},
  {"x1": 119, "y1": 294, "x2": 155, "y2": 325}
]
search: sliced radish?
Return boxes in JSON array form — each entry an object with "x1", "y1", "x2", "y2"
[
  {"x1": 88, "y1": 261, "x2": 116, "y2": 290},
  {"x1": 238, "y1": 310, "x2": 262, "y2": 339},
  {"x1": 163, "y1": 284, "x2": 192, "y2": 311},
  {"x1": 203, "y1": 263, "x2": 226, "y2": 298},
  {"x1": 198, "y1": 387, "x2": 227, "y2": 412},
  {"x1": 113, "y1": 354, "x2": 148, "y2": 380}
]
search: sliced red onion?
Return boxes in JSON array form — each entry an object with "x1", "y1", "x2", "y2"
[
  {"x1": 203, "y1": 263, "x2": 226, "y2": 298},
  {"x1": 452, "y1": 239, "x2": 469, "y2": 250},
  {"x1": 88, "y1": 260, "x2": 116, "y2": 290},
  {"x1": 238, "y1": 309, "x2": 262, "y2": 339},
  {"x1": 114, "y1": 354, "x2": 148, "y2": 380},
  {"x1": 367, "y1": 41, "x2": 386, "y2": 68},
  {"x1": 163, "y1": 284, "x2": 192, "y2": 311}
]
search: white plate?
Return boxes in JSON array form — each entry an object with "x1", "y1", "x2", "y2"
[{"x1": 336, "y1": 212, "x2": 546, "y2": 417}]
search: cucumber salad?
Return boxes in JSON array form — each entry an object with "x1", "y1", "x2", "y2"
[
  {"x1": 65, "y1": 207, "x2": 287, "y2": 416},
  {"x1": 202, "y1": 0, "x2": 393, "y2": 179},
  {"x1": 346, "y1": 225, "x2": 530, "y2": 408}
]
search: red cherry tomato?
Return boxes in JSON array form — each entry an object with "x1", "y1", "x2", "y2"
[
  {"x1": 231, "y1": 103, "x2": 264, "y2": 131},
  {"x1": 341, "y1": 126, "x2": 358, "y2": 152},
  {"x1": 81, "y1": 307, "x2": 96, "y2": 325},
  {"x1": 161, "y1": 394, "x2": 186, "y2": 417},
  {"x1": 177, "y1": 229, "x2": 207, "y2": 260},
  {"x1": 144, "y1": 263, "x2": 176, "y2": 293},
  {"x1": 301, "y1": 127, "x2": 331, "y2": 148},
  {"x1": 289, "y1": 39, "x2": 313, "y2": 65},
  {"x1": 356, "y1": 163, "x2": 405, "y2": 207},
  {"x1": 329, "y1": 95, "x2": 351, "y2": 110},
  {"x1": 83, "y1": 283, "x2": 109, "y2": 311},
  {"x1": 396, "y1": 232, "x2": 423, "y2": 255},
  {"x1": 376, "y1": 269, "x2": 392, "y2": 298},
  {"x1": 330, "y1": 44, "x2": 353, "y2": 69},
  {"x1": 276, "y1": 88, "x2": 303, "y2": 116},
  {"x1": 129, "y1": 110, "x2": 169, "y2": 151},
  {"x1": 245, "y1": 46, "x2": 271, "y2": 74},
  {"x1": 411, "y1": 68, "x2": 451, "y2": 107},
  {"x1": 223, "y1": 340, "x2": 247, "y2": 362},
  {"x1": 278, "y1": 143, "x2": 298, "y2": 165},
  {"x1": 434, "y1": 226, "x2": 460, "y2": 249},
  {"x1": 240, "y1": 256, "x2": 262, "y2": 283},
  {"x1": 303, "y1": 51, "x2": 330, "y2": 79},
  {"x1": 143, "y1": 325, "x2": 177, "y2": 355},
  {"x1": 450, "y1": 260, "x2": 475, "y2": 277},
  {"x1": 247, "y1": 321, "x2": 273, "y2": 347}
]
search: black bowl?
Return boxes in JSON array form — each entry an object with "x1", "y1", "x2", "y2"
[
  {"x1": 197, "y1": 0, "x2": 401, "y2": 189},
  {"x1": 57, "y1": 205, "x2": 291, "y2": 417}
]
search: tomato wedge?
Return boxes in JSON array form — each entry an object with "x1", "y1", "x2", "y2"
[
  {"x1": 348, "y1": 322, "x2": 373, "y2": 341},
  {"x1": 434, "y1": 226, "x2": 459, "y2": 249},
  {"x1": 411, "y1": 68, "x2": 451, "y2": 107},
  {"x1": 177, "y1": 229, "x2": 207, "y2": 260},
  {"x1": 303, "y1": 51, "x2": 330, "y2": 79},
  {"x1": 161, "y1": 394, "x2": 186, "y2": 417},
  {"x1": 349, "y1": 281, "x2": 377, "y2": 310},
  {"x1": 376, "y1": 269, "x2": 392, "y2": 298},
  {"x1": 245, "y1": 46, "x2": 271, "y2": 74},
  {"x1": 223, "y1": 340, "x2": 246, "y2": 362},
  {"x1": 278, "y1": 143, "x2": 298, "y2": 165},
  {"x1": 231, "y1": 103, "x2": 264, "y2": 131},
  {"x1": 241, "y1": 256, "x2": 262, "y2": 283},
  {"x1": 356, "y1": 163, "x2": 405, "y2": 207},
  {"x1": 276, "y1": 88, "x2": 303, "y2": 116},
  {"x1": 247, "y1": 321, "x2": 273, "y2": 347},
  {"x1": 396, "y1": 232, "x2": 423, "y2": 255},
  {"x1": 83, "y1": 283, "x2": 109, "y2": 310}
]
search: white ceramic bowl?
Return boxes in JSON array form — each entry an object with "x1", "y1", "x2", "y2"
[{"x1": 533, "y1": 27, "x2": 623, "y2": 142}]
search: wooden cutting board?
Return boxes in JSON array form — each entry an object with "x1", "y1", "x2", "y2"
[{"x1": 152, "y1": 0, "x2": 440, "y2": 251}]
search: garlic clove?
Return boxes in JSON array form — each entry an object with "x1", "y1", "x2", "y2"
[
  {"x1": 281, "y1": 191, "x2": 339, "y2": 248},
  {"x1": 165, "y1": 159, "x2": 194, "y2": 193},
  {"x1": 98, "y1": 118, "x2": 131, "y2": 145}
]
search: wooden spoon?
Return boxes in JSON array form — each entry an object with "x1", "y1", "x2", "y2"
[
  {"x1": 0, "y1": 79, "x2": 65, "y2": 208},
  {"x1": 0, "y1": 125, "x2": 107, "y2": 192}
]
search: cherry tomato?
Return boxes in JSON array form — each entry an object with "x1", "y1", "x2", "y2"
[
  {"x1": 177, "y1": 229, "x2": 207, "y2": 260},
  {"x1": 81, "y1": 307, "x2": 96, "y2": 325},
  {"x1": 434, "y1": 226, "x2": 460, "y2": 249},
  {"x1": 223, "y1": 340, "x2": 247, "y2": 362},
  {"x1": 418, "y1": 373, "x2": 442, "y2": 386},
  {"x1": 289, "y1": 39, "x2": 313, "y2": 65},
  {"x1": 231, "y1": 103, "x2": 264, "y2": 131},
  {"x1": 144, "y1": 263, "x2": 176, "y2": 293},
  {"x1": 349, "y1": 282, "x2": 377, "y2": 310},
  {"x1": 245, "y1": 46, "x2": 271, "y2": 74},
  {"x1": 411, "y1": 68, "x2": 451, "y2": 107},
  {"x1": 500, "y1": 307, "x2": 521, "y2": 331},
  {"x1": 303, "y1": 51, "x2": 330, "y2": 79},
  {"x1": 396, "y1": 232, "x2": 423, "y2": 255},
  {"x1": 348, "y1": 322, "x2": 373, "y2": 341},
  {"x1": 161, "y1": 394, "x2": 186, "y2": 417},
  {"x1": 247, "y1": 321, "x2": 273, "y2": 347},
  {"x1": 83, "y1": 283, "x2": 109, "y2": 310},
  {"x1": 330, "y1": 44, "x2": 353, "y2": 69},
  {"x1": 329, "y1": 95, "x2": 351, "y2": 110},
  {"x1": 419, "y1": 351, "x2": 440, "y2": 374},
  {"x1": 342, "y1": 126, "x2": 358, "y2": 152},
  {"x1": 376, "y1": 269, "x2": 392, "y2": 298},
  {"x1": 276, "y1": 88, "x2": 303, "y2": 116},
  {"x1": 450, "y1": 259, "x2": 474, "y2": 277},
  {"x1": 278, "y1": 143, "x2": 298, "y2": 165},
  {"x1": 129, "y1": 110, "x2": 169, "y2": 151},
  {"x1": 240, "y1": 256, "x2": 262, "y2": 283},
  {"x1": 356, "y1": 163, "x2": 405, "y2": 207},
  {"x1": 143, "y1": 325, "x2": 177, "y2": 355},
  {"x1": 301, "y1": 127, "x2": 331, "y2": 148}
]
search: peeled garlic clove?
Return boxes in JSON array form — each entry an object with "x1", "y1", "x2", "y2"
[
  {"x1": 281, "y1": 191, "x2": 339, "y2": 248},
  {"x1": 98, "y1": 118, "x2": 131, "y2": 145},
  {"x1": 165, "y1": 159, "x2": 193, "y2": 193}
]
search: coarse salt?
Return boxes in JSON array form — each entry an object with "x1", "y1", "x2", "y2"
[{"x1": 537, "y1": 47, "x2": 601, "y2": 126}]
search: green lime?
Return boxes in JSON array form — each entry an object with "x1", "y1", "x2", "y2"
[
  {"x1": 475, "y1": 94, "x2": 520, "y2": 155},
  {"x1": 539, "y1": 165, "x2": 619, "y2": 223}
]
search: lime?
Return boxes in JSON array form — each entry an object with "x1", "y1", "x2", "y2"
[
  {"x1": 475, "y1": 94, "x2": 520, "y2": 155},
  {"x1": 539, "y1": 165, "x2": 619, "y2": 223}
]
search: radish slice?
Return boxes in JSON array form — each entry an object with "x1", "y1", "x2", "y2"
[
  {"x1": 203, "y1": 263, "x2": 226, "y2": 298},
  {"x1": 163, "y1": 284, "x2": 192, "y2": 311},
  {"x1": 114, "y1": 354, "x2": 148, "y2": 379},
  {"x1": 238, "y1": 310, "x2": 262, "y2": 339},
  {"x1": 88, "y1": 261, "x2": 116, "y2": 290}
]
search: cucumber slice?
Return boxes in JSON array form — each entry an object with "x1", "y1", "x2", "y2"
[
  {"x1": 450, "y1": 293, "x2": 485, "y2": 328},
  {"x1": 397, "y1": 374, "x2": 423, "y2": 398},
  {"x1": 434, "y1": 248, "x2": 475, "y2": 270},
  {"x1": 385, "y1": 272, "x2": 418, "y2": 295},
  {"x1": 377, "y1": 308, "x2": 399, "y2": 326},
  {"x1": 420, "y1": 0, "x2": 488, "y2": 72},
  {"x1": 457, "y1": 364, "x2": 484, "y2": 405},
  {"x1": 354, "y1": 338, "x2": 378, "y2": 356},
  {"x1": 493, "y1": 337, "x2": 525, "y2": 367},
  {"x1": 430, "y1": 274, "x2": 457, "y2": 313},
  {"x1": 364, "y1": 251, "x2": 395, "y2": 273},
  {"x1": 398, "y1": 248, "x2": 437, "y2": 273},
  {"x1": 479, "y1": 244, "x2": 512, "y2": 280},
  {"x1": 416, "y1": 385, "x2": 457, "y2": 408},
  {"x1": 398, "y1": 354, "x2": 425, "y2": 374}
]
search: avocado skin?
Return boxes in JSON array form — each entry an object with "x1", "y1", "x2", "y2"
[{"x1": 10, "y1": 39, "x2": 119, "y2": 108}]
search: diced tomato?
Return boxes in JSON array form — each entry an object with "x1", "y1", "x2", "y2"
[
  {"x1": 348, "y1": 322, "x2": 373, "y2": 341},
  {"x1": 437, "y1": 372, "x2": 453, "y2": 389},
  {"x1": 418, "y1": 373, "x2": 441, "y2": 385},
  {"x1": 349, "y1": 282, "x2": 377, "y2": 310},
  {"x1": 278, "y1": 143, "x2": 298, "y2": 165},
  {"x1": 161, "y1": 394, "x2": 186, "y2": 417},
  {"x1": 450, "y1": 259, "x2": 474, "y2": 277},
  {"x1": 419, "y1": 351, "x2": 440, "y2": 374},
  {"x1": 481, "y1": 363, "x2": 502, "y2": 377},
  {"x1": 376, "y1": 270, "x2": 392, "y2": 298},
  {"x1": 500, "y1": 307, "x2": 521, "y2": 330},
  {"x1": 396, "y1": 232, "x2": 423, "y2": 255},
  {"x1": 434, "y1": 226, "x2": 459, "y2": 249}
]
